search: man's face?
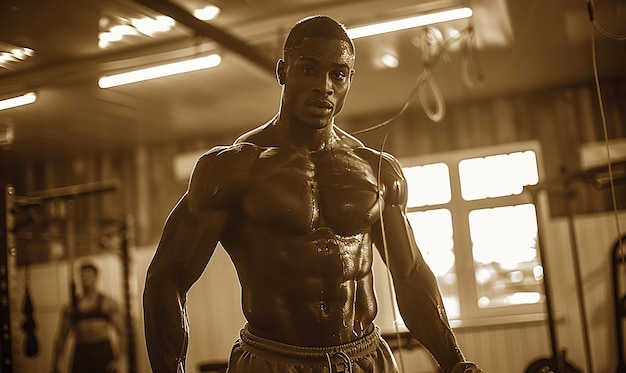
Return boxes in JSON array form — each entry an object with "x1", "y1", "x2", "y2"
[
  {"x1": 80, "y1": 268, "x2": 97, "y2": 289},
  {"x1": 279, "y1": 37, "x2": 355, "y2": 129}
]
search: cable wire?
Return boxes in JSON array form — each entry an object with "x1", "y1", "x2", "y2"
[
  {"x1": 587, "y1": 0, "x2": 626, "y2": 41},
  {"x1": 375, "y1": 122, "x2": 407, "y2": 373},
  {"x1": 351, "y1": 26, "x2": 474, "y2": 373},
  {"x1": 353, "y1": 27, "x2": 471, "y2": 136},
  {"x1": 351, "y1": 24, "x2": 476, "y2": 373},
  {"x1": 590, "y1": 18, "x2": 625, "y2": 280},
  {"x1": 460, "y1": 25, "x2": 485, "y2": 89}
]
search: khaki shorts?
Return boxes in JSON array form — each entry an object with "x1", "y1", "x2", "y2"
[{"x1": 227, "y1": 324, "x2": 399, "y2": 373}]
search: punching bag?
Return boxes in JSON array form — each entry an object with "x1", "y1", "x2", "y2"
[{"x1": 21, "y1": 288, "x2": 39, "y2": 357}]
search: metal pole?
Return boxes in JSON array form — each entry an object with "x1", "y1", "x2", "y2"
[{"x1": 1, "y1": 185, "x2": 15, "y2": 373}]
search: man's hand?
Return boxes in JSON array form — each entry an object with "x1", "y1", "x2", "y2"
[{"x1": 451, "y1": 361, "x2": 484, "y2": 373}]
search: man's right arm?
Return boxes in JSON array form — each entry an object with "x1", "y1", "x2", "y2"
[
  {"x1": 143, "y1": 148, "x2": 237, "y2": 373},
  {"x1": 50, "y1": 307, "x2": 71, "y2": 373}
]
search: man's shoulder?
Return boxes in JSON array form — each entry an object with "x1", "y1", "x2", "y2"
[
  {"x1": 92, "y1": 293, "x2": 118, "y2": 313},
  {"x1": 195, "y1": 141, "x2": 264, "y2": 171},
  {"x1": 187, "y1": 140, "x2": 262, "y2": 209},
  {"x1": 352, "y1": 146, "x2": 403, "y2": 175}
]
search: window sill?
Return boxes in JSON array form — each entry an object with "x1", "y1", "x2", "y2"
[
  {"x1": 382, "y1": 311, "x2": 557, "y2": 334},
  {"x1": 450, "y1": 312, "x2": 558, "y2": 329}
]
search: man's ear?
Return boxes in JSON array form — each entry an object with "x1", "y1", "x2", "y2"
[{"x1": 276, "y1": 59, "x2": 286, "y2": 85}]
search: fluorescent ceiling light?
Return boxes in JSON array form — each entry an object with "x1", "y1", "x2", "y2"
[
  {"x1": 99, "y1": 53, "x2": 222, "y2": 88},
  {"x1": 347, "y1": 7, "x2": 473, "y2": 39},
  {"x1": 0, "y1": 92, "x2": 37, "y2": 111},
  {"x1": 194, "y1": 5, "x2": 220, "y2": 21}
]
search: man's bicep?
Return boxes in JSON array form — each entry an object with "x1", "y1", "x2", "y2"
[
  {"x1": 148, "y1": 195, "x2": 225, "y2": 288},
  {"x1": 374, "y1": 205, "x2": 426, "y2": 279},
  {"x1": 370, "y1": 153, "x2": 425, "y2": 278}
]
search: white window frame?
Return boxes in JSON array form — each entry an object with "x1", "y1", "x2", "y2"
[{"x1": 400, "y1": 140, "x2": 546, "y2": 325}]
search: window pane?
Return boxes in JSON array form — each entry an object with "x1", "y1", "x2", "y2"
[
  {"x1": 459, "y1": 151, "x2": 539, "y2": 200},
  {"x1": 403, "y1": 163, "x2": 451, "y2": 207},
  {"x1": 468, "y1": 204, "x2": 544, "y2": 309},
  {"x1": 407, "y1": 209, "x2": 459, "y2": 318}
]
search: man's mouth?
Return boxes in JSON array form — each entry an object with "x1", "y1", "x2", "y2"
[
  {"x1": 309, "y1": 99, "x2": 333, "y2": 109},
  {"x1": 308, "y1": 100, "x2": 334, "y2": 115}
]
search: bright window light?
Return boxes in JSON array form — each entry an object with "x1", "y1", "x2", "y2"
[
  {"x1": 99, "y1": 54, "x2": 222, "y2": 88},
  {"x1": 347, "y1": 7, "x2": 473, "y2": 39},
  {"x1": 469, "y1": 204, "x2": 543, "y2": 308},
  {"x1": 400, "y1": 142, "x2": 544, "y2": 319},
  {"x1": 0, "y1": 92, "x2": 37, "y2": 111},
  {"x1": 403, "y1": 162, "x2": 451, "y2": 207},
  {"x1": 469, "y1": 204, "x2": 538, "y2": 266},
  {"x1": 407, "y1": 208, "x2": 459, "y2": 318},
  {"x1": 459, "y1": 150, "x2": 539, "y2": 200}
]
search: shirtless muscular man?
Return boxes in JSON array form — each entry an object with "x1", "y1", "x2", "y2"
[{"x1": 144, "y1": 15, "x2": 482, "y2": 373}]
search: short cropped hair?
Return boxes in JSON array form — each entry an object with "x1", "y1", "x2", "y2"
[
  {"x1": 283, "y1": 15, "x2": 355, "y2": 58},
  {"x1": 80, "y1": 262, "x2": 99, "y2": 275}
]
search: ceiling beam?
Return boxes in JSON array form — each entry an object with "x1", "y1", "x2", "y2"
[{"x1": 133, "y1": 0, "x2": 276, "y2": 76}]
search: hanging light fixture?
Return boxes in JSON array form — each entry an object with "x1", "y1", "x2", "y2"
[
  {"x1": 98, "y1": 54, "x2": 222, "y2": 88},
  {"x1": 0, "y1": 92, "x2": 37, "y2": 111},
  {"x1": 194, "y1": 4, "x2": 220, "y2": 21},
  {"x1": 347, "y1": 7, "x2": 473, "y2": 39}
]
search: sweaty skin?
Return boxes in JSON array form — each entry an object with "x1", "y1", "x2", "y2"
[
  {"x1": 217, "y1": 128, "x2": 381, "y2": 346},
  {"x1": 144, "y1": 35, "x2": 473, "y2": 373}
]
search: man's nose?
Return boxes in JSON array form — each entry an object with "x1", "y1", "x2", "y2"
[{"x1": 313, "y1": 73, "x2": 333, "y2": 95}]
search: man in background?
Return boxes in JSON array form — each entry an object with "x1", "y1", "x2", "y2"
[
  {"x1": 51, "y1": 262, "x2": 123, "y2": 373},
  {"x1": 144, "y1": 15, "x2": 483, "y2": 373}
]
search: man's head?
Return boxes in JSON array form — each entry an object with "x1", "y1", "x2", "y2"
[
  {"x1": 283, "y1": 15, "x2": 355, "y2": 60},
  {"x1": 277, "y1": 16, "x2": 356, "y2": 130},
  {"x1": 79, "y1": 262, "x2": 99, "y2": 290}
]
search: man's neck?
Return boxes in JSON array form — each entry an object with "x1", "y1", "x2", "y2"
[{"x1": 275, "y1": 114, "x2": 336, "y2": 151}]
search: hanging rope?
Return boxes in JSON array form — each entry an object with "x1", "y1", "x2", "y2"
[
  {"x1": 588, "y1": 1, "x2": 626, "y2": 283},
  {"x1": 353, "y1": 25, "x2": 473, "y2": 136}
]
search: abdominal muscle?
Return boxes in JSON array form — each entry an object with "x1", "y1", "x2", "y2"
[
  {"x1": 222, "y1": 223, "x2": 378, "y2": 347},
  {"x1": 75, "y1": 319, "x2": 110, "y2": 344}
]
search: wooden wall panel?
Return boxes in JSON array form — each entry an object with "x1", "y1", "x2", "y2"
[{"x1": 571, "y1": 212, "x2": 626, "y2": 372}]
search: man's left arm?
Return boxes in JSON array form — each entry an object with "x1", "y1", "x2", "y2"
[{"x1": 371, "y1": 151, "x2": 482, "y2": 373}]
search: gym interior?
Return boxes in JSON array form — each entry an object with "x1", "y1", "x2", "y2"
[{"x1": 1, "y1": 0, "x2": 625, "y2": 372}]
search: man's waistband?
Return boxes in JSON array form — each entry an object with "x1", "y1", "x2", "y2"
[{"x1": 239, "y1": 323, "x2": 383, "y2": 363}]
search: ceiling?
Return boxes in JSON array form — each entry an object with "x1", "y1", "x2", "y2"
[{"x1": 1, "y1": 0, "x2": 625, "y2": 170}]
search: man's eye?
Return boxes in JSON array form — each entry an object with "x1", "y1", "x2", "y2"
[
  {"x1": 302, "y1": 67, "x2": 315, "y2": 75},
  {"x1": 333, "y1": 71, "x2": 347, "y2": 80}
]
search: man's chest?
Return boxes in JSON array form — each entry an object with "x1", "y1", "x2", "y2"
[{"x1": 239, "y1": 147, "x2": 382, "y2": 236}]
